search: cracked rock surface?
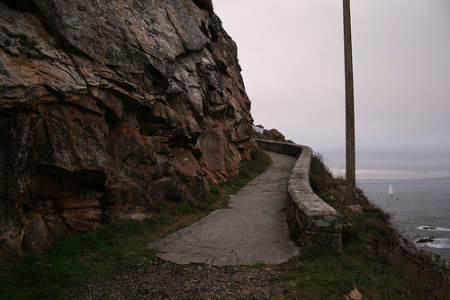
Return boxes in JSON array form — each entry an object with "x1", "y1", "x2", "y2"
[
  {"x1": 147, "y1": 152, "x2": 300, "y2": 266},
  {"x1": 0, "y1": 0, "x2": 253, "y2": 269}
]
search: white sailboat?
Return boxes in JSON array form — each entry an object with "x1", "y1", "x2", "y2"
[{"x1": 388, "y1": 184, "x2": 394, "y2": 196}]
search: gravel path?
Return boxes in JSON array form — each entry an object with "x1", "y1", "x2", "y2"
[
  {"x1": 147, "y1": 152, "x2": 299, "y2": 266},
  {"x1": 68, "y1": 261, "x2": 290, "y2": 300}
]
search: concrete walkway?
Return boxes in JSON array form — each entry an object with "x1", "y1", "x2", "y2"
[{"x1": 146, "y1": 152, "x2": 299, "y2": 266}]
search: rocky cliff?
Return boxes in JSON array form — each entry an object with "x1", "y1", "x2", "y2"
[{"x1": 0, "y1": 0, "x2": 253, "y2": 268}]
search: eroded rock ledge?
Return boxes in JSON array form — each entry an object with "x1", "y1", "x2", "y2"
[
  {"x1": 256, "y1": 139, "x2": 342, "y2": 251},
  {"x1": 0, "y1": 0, "x2": 253, "y2": 268}
]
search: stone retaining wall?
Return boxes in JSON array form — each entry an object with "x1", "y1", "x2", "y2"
[{"x1": 256, "y1": 139, "x2": 342, "y2": 251}]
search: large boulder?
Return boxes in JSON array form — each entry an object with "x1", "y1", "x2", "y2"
[{"x1": 0, "y1": 0, "x2": 254, "y2": 269}]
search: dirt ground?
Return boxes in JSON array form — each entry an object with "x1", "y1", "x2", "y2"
[{"x1": 67, "y1": 259, "x2": 290, "y2": 300}]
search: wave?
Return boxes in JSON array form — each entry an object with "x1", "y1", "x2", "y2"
[
  {"x1": 415, "y1": 237, "x2": 450, "y2": 249},
  {"x1": 425, "y1": 243, "x2": 450, "y2": 249},
  {"x1": 416, "y1": 226, "x2": 450, "y2": 232}
]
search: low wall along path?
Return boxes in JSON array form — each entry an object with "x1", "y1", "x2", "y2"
[
  {"x1": 147, "y1": 141, "x2": 342, "y2": 266},
  {"x1": 256, "y1": 140, "x2": 342, "y2": 250}
]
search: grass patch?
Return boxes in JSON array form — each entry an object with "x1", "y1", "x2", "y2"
[
  {"x1": 280, "y1": 152, "x2": 450, "y2": 300},
  {"x1": 281, "y1": 249, "x2": 417, "y2": 300},
  {"x1": 0, "y1": 147, "x2": 272, "y2": 300},
  {"x1": 199, "y1": 148, "x2": 272, "y2": 212},
  {"x1": 198, "y1": 184, "x2": 222, "y2": 211},
  {"x1": 220, "y1": 148, "x2": 272, "y2": 196},
  {"x1": 0, "y1": 217, "x2": 170, "y2": 300},
  {"x1": 249, "y1": 262, "x2": 266, "y2": 269},
  {"x1": 176, "y1": 201, "x2": 193, "y2": 214}
]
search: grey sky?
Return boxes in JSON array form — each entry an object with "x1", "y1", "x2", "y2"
[{"x1": 214, "y1": 0, "x2": 450, "y2": 179}]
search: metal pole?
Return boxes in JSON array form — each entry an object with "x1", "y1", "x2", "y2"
[{"x1": 343, "y1": 0, "x2": 355, "y2": 203}]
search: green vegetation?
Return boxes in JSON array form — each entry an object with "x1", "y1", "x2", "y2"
[
  {"x1": 0, "y1": 216, "x2": 171, "y2": 300},
  {"x1": 281, "y1": 248, "x2": 422, "y2": 299},
  {"x1": 310, "y1": 153, "x2": 339, "y2": 192},
  {"x1": 201, "y1": 148, "x2": 272, "y2": 211},
  {"x1": 280, "y1": 152, "x2": 450, "y2": 300},
  {"x1": 176, "y1": 201, "x2": 193, "y2": 214},
  {"x1": 0, "y1": 148, "x2": 272, "y2": 300},
  {"x1": 220, "y1": 148, "x2": 272, "y2": 195},
  {"x1": 249, "y1": 262, "x2": 266, "y2": 269}
]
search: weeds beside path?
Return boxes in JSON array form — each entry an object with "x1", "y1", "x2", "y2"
[{"x1": 278, "y1": 153, "x2": 450, "y2": 300}]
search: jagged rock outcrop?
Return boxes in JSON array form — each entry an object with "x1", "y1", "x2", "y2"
[
  {"x1": 0, "y1": 0, "x2": 253, "y2": 269},
  {"x1": 252, "y1": 125, "x2": 292, "y2": 143}
]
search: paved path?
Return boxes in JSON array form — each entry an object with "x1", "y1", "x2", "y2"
[{"x1": 146, "y1": 152, "x2": 299, "y2": 266}]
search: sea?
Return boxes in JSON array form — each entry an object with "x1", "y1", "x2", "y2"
[{"x1": 357, "y1": 178, "x2": 450, "y2": 262}]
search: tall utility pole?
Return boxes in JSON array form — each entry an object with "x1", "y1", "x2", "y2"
[{"x1": 343, "y1": 0, "x2": 355, "y2": 203}]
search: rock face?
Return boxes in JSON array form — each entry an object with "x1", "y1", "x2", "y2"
[
  {"x1": 0, "y1": 0, "x2": 253, "y2": 268},
  {"x1": 252, "y1": 125, "x2": 289, "y2": 143}
]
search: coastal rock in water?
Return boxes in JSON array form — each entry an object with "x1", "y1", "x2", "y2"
[
  {"x1": 420, "y1": 226, "x2": 438, "y2": 231},
  {"x1": 0, "y1": 0, "x2": 253, "y2": 269},
  {"x1": 416, "y1": 237, "x2": 435, "y2": 244}
]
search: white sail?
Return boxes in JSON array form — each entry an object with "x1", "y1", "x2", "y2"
[{"x1": 388, "y1": 184, "x2": 394, "y2": 196}]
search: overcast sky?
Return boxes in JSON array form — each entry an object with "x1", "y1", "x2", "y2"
[{"x1": 214, "y1": 0, "x2": 450, "y2": 179}]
